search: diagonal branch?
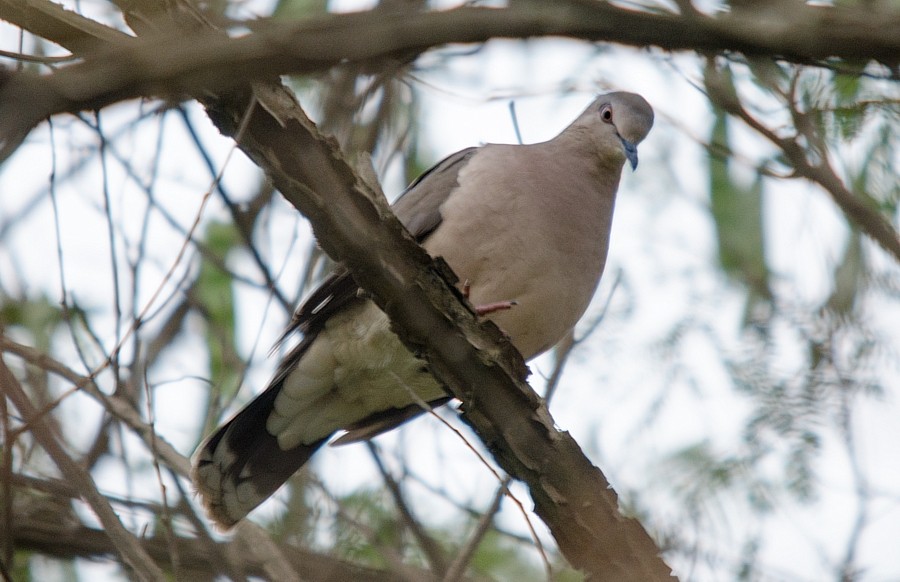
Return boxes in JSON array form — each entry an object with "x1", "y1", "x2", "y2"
[
  {"x1": 0, "y1": 0, "x2": 132, "y2": 51},
  {"x1": 0, "y1": 336, "x2": 191, "y2": 475},
  {"x1": 0, "y1": 336, "x2": 301, "y2": 580},
  {"x1": 198, "y1": 79, "x2": 674, "y2": 579}
]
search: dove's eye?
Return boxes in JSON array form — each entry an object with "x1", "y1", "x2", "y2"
[{"x1": 599, "y1": 104, "x2": 613, "y2": 123}]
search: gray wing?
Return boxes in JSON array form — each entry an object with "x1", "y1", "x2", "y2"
[
  {"x1": 281, "y1": 146, "x2": 478, "y2": 341},
  {"x1": 391, "y1": 147, "x2": 477, "y2": 240}
]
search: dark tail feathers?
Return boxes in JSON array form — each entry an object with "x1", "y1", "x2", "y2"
[{"x1": 191, "y1": 382, "x2": 327, "y2": 528}]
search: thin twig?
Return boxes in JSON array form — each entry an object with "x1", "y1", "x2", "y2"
[
  {"x1": 311, "y1": 478, "x2": 432, "y2": 582},
  {"x1": 77, "y1": 93, "x2": 258, "y2": 397},
  {"x1": 176, "y1": 107, "x2": 291, "y2": 312},
  {"x1": 0, "y1": 357, "x2": 167, "y2": 582},
  {"x1": 367, "y1": 442, "x2": 449, "y2": 576},
  {"x1": 442, "y1": 476, "x2": 509, "y2": 582},
  {"x1": 0, "y1": 48, "x2": 76, "y2": 64},
  {"x1": 0, "y1": 365, "x2": 12, "y2": 573},
  {"x1": 393, "y1": 373, "x2": 553, "y2": 578},
  {"x1": 704, "y1": 61, "x2": 900, "y2": 262},
  {"x1": 95, "y1": 111, "x2": 125, "y2": 392},
  {"x1": 143, "y1": 368, "x2": 181, "y2": 577},
  {"x1": 0, "y1": 336, "x2": 191, "y2": 475}
]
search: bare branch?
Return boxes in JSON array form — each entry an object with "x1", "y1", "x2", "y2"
[
  {"x1": 443, "y1": 478, "x2": 510, "y2": 582},
  {"x1": 25, "y1": 0, "x2": 674, "y2": 573},
  {"x1": 0, "y1": 0, "x2": 132, "y2": 52},
  {"x1": 0, "y1": 356, "x2": 167, "y2": 582},
  {"x1": 368, "y1": 443, "x2": 448, "y2": 576},
  {"x1": 703, "y1": 61, "x2": 900, "y2": 262},
  {"x1": 0, "y1": 334, "x2": 191, "y2": 475},
  {"x1": 1, "y1": 0, "x2": 899, "y2": 159},
  {"x1": 11, "y1": 511, "x2": 423, "y2": 581}
]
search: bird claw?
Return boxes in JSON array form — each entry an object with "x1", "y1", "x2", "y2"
[
  {"x1": 462, "y1": 279, "x2": 518, "y2": 316},
  {"x1": 474, "y1": 300, "x2": 518, "y2": 316}
]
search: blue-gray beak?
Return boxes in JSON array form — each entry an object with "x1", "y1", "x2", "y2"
[{"x1": 620, "y1": 136, "x2": 639, "y2": 170}]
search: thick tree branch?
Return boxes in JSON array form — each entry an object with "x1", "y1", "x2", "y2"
[
  {"x1": 1, "y1": 1, "x2": 899, "y2": 159},
  {"x1": 194, "y1": 79, "x2": 674, "y2": 579},
  {"x1": 11, "y1": 512, "x2": 424, "y2": 581},
  {"x1": 0, "y1": 0, "x2": 132, "y2": 51},
  {"x1": 4, "y1": 0, "x2": 898, "y2": 66},
  {"x1": 0, "y1": 7, "x2": 678, "y2": 579},
  {"x1": 0, "y1": 0, "x2": 678, "y2": 576},
  {"x1": 0, "y1": 0, "x2": 894, "y2": 579}
]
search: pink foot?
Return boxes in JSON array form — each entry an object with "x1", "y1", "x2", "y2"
[
  {"x1": 462, "y1": 280, "x2": 518, "y2": 316},
  {"x1": 474, "y1": 300, "x2": 518, "y2": 316}
]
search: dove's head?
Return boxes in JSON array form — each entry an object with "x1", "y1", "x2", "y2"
[{"x1": 566, "y1": 91, "x2": 654, "y2": 171}]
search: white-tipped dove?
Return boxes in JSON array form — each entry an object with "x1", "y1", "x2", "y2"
[{"x1": 192, "y1": 91, "x2": 654, "y2": 527}]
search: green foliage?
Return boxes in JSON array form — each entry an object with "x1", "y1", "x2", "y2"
[
  {"x1": 272, "y1": 0, "x2": 328, "y2": 19},
  {"x1": 735, "y1": 538, "x2": 761, "y2": 581},
  {"x1": 707, "y1": 71, "x2": 772, "y2": 325},
  {"x1": 468, "y1": 529, "x2": 582, "y2": 582},
  {"x1": 194, "y1": 221, "x2": 241, "y2": 400},
  {"x1": 0, "y1": 294, "x2": 65, "y2": 352},
  {"x1": 295, "y1": 486, "x2": 582, "y2": 579},
  {"x1": 827, "y1": 230, "x2": 864, "y2": 316},
  {"x1": 745, "y1": 57, "x2": 789, "y2": 95},
  {"x1": 330, "y1": 489, "x2": 416, "y2": 567},
  {"x1": 0, "y1": 294, "x2": 57, "y2": 331},
  {"x1": 662, "y1": 442, "x2": 777, "y2": 514}
]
